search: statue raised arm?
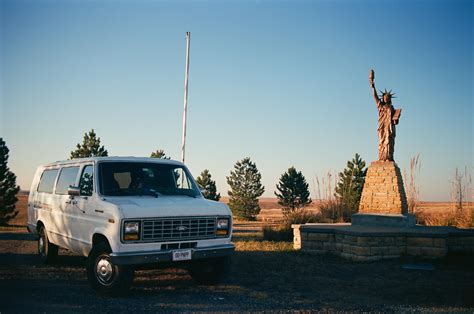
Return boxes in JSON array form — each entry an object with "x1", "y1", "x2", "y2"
[{"x1": 369, "y1": 69, "x2": 381, "y2": 106}]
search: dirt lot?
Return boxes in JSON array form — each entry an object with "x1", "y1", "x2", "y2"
[{"x1": 1, "y1": 195, "x2": 473, "y2": 312}]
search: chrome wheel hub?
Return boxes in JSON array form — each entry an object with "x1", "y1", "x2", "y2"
[
  {"x1": 96, "y1": 256, "x2": 114, "y2": 285},
  {"x1": 38, "y1": 236, "x2": 44, "y2": 254}
]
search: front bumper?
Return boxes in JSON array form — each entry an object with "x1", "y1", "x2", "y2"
[{"x1": 110, "y1": 244, "x2": 235, "y2": 265}]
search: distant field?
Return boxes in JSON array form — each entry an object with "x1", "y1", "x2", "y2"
[
  {"x1": 4, "y1": 194, "x2": 473, "y2": 228},
  {"x1": 221, "y1": 196, "x2": 473, "y2": 223}
]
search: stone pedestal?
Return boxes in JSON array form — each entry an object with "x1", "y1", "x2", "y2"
[{"x1": 359, "y1": 161, "x2": 408, "y2": 215}]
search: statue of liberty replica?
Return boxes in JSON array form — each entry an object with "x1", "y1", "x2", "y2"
[
  {"x1": 357, "y1": 69, "x2": 409, "y2": 219},
  {"x1": 369, "y1": 69, "x2": 402, "y2": 162}
]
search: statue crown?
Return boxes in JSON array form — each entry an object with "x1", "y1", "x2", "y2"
[{"x1": 380, "y1": 89, "x2": 396, "y2": 99}]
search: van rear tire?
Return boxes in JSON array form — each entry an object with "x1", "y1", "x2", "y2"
[
  {"x1": 38, "y1": 226, "x2": 58, "y2": 264},
  {"x1": 86, "y1": 242, "x2": 134, "y2": 296}
]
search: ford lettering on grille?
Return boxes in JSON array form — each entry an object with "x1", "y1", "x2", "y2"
[{"x1": 141, "y1": 217, "x2": 217, "y2": 242}]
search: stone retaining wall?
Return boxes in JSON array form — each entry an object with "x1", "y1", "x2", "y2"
[{"x1": 293, "y1": 224, "x2": 474, "y2": 261}]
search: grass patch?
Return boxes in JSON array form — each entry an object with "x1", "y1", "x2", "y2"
[{"x1": 235, "y1": 240, "x2": 294, "y2": 252}]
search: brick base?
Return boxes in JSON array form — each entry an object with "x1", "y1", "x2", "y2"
[{"x1": 359, "y1": 161, "x2": 408, "y2": 215}]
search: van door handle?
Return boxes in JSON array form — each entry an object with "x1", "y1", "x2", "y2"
[{"x1": 65, "y1": 200, "x2": 72, "y2": 204}]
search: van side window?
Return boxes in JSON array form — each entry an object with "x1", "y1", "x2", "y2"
[
  {"x1": 37, "y1": 169, "x2": 59, "y2": 193},
  {"x1": 79, "y1": 165, "x2": 94, "y2": 196},
  {"x1": 56, "y1": 167, "x2": 80, "y2": 195}
]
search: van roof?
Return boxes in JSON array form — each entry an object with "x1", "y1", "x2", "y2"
[{"x1": 41, "y1": 156, "x2": 184, "y2": 168}]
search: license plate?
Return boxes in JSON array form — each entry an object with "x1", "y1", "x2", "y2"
[{"x1": 172, "y1": 249, "x2": 192, "y2": 261}]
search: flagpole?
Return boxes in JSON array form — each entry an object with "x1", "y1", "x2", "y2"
[{"x1": 181, "y1": 32, "x2": 191, "y2": 163}]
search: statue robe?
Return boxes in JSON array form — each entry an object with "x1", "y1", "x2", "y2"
[{"x1": 376, "y1": 100, "x2": 396, "y2": 161}]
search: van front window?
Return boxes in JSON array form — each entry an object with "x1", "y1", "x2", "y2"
[{"x1": 98, "y1": 162, "x2": 199, "y2": 197}]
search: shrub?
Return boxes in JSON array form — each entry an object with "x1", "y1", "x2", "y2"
[
  {"x1": 263, "y1": 209, "x2": 320, "y2": 242},
  {"x1": 334, "y1": 153, "x2": 367, "y2": 219},
  {"x1": 150, "y1": 149, "x2": 171, "y2": 159},
  {"x1": 70, "y1": 129, "x2": 108, "y2": 159},
  {"x1": 227, "y1": 157, "x2": 264, "y2": 220},
  {"x1": 314, "y1": 171, "x2": 351, "y2": 222},
  {"x1": 318, "y1": 198, "x2": 349, "y2": 223},
  {"x1": 0, "y1": 138, "x2": 20, "y2": 224},
  {"x1": 262, "y1": 225, "x2": 293, "y2": 242},
  {"x1": 275, "y1": 167, "x2": 312, "y2": 216},
  {"x1": 196, "y1": 169, "x2": 220, "y2": 201}
]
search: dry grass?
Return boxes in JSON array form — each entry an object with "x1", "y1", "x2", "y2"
[
  {"x1": 404, "y1": 154, "x2": 421, "y2": 214},
  {"x1": 235, "y1": 240, "x2": 294, "y2": 252},
  {"x1": 417, "y1": 207, "x2": 474, "y2": 229}
]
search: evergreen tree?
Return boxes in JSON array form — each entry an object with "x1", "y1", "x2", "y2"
[
  {"x1": 335, "y1": 153, "x2": 367, "y2": 219},
  {"x1": 227, "y1": 157, "x2": 265, "y2": 220},
  {"x1": 0, "y1": 138, "x2": 20, "y2": 223},
  {"x1": 70, "y1": 129, "x2": 108, "y2": 159},
  {"x1": 275, "y1": 167, "x2": 312, "y2": 216},
  {"x1": 196, "y1": 169, "x2": 220, "y2": 201},
  {"x1": 150, "y1": 149, "x2": 171, "y2": 159}
]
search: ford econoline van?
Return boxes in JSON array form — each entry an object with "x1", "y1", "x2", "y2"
[{"x1": 27, "y1": 157, "x2": 234, "y2": 295}]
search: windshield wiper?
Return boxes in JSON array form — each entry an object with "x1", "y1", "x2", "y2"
[
  {"x1": 132, "y1": 188, "x2": 161, "y2": 198},
  {"x1": 147, "y1": 189, "x2": 161, "y2": 198}
]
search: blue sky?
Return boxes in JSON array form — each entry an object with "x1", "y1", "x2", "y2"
[{"x1": 1, "y1": 0, "x2": 472, "y2": 201}]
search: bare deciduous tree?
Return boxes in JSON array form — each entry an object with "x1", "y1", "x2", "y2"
[
  {"x1": 451, "y1": 167, "x2": 472, "y2": 228},
  {"x1": 451, "y1": 167, "x2": 471, "y2": 210}
]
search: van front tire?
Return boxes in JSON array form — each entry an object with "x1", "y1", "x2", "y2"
[
  {"x1": 38, "y1": 226, "x2": 58, "y2": 264},
  {"x1": 86, "y1": 242, "x2": 134, "y2": 296}
]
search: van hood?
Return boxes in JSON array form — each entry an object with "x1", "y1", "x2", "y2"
[{"x1": 104, "y1": 196, "x2": 230, "y2": 219}]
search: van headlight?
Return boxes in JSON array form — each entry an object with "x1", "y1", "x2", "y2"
[
  {"x1": 123, "y1": 221, "x2": 140, "y2": 241},
  {"x1": 216, "y1": 218, "x2": 230, "y2": 236}
]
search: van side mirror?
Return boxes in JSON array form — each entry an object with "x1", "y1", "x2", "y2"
[{"x1": 68, "y1": 186, "x2": 81, "y2": 197}]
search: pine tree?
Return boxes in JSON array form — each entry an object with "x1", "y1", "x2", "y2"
[
  {"x1": 275, "y1": 167, "x2": 312, "y2": 216},
  {"x1": 150, "y1": 149, "x2": 171, "y2": 159},
  {"x1": 227, "y1": 157, "x2": 265, "y2": 220},
  {"x1": 196, "y1": 169, "x2": 220, "y2": 201},
  {"x1": 335, "y1": 153, "x2": 367, "y2": 219},
  {"x1": 0, "y1": 138, "x2": 20, "y2": 223},
  {"x1": 70, "y1": 129, "x2": 108, "y2": 159}
]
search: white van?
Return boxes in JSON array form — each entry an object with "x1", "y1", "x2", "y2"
[{"x1": 27, "y1": 157, "x2": 234, "y2": 295}]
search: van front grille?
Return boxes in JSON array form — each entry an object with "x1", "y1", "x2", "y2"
[{"x1": 141, "y1": 217, "x2": 217, "y2": 242}]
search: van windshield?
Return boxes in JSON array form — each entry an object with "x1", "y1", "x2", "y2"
[{"x1": 98, "y1": 162, "x2": 200, "y2": 197}]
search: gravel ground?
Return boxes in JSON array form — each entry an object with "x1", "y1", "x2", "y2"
[{"x1": 1, "y1": 230, "x2": 474, "y2": 312}]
